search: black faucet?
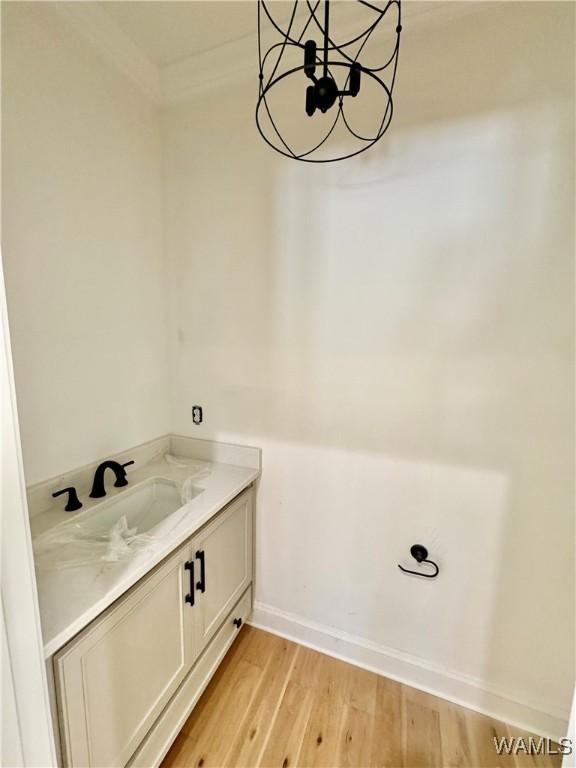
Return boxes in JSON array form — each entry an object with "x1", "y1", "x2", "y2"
[
  {"x1": 52, "y1": 487, "x2": 83, "y2": 512},
  {"x1": 89, "y1": 460, "x2": 134, "y2": 499}
]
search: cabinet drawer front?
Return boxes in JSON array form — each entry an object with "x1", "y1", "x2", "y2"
[
  {"x1": 194, "y1": 489, "x2": 253, "y2": 652},
  {"x1": 55, "y1": 550, "x2": 192, "y2": 768}
]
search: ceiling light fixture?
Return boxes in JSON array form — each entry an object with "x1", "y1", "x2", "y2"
[{"x1": 256, "y1": 0, "x2": 402, "y2": 162}]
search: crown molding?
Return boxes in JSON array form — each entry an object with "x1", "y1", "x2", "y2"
[
  {"x1": 162, "y1": 32, "x2": 255, "y2": 104},
  {"x1": 51, "y1": 2, "x2": 162, "y2": 104},
  {"x1": 49, "y1": 1, "x2": 488, "y2": 107}
]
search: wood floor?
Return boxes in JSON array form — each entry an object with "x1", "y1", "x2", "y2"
[{"x1": 161, "y1": 626, "x2": 561, "y2": 768}]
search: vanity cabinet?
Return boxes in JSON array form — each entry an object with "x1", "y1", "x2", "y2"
[{"x1": 54, "y1": 488, "x2": 253, "y2": 768}]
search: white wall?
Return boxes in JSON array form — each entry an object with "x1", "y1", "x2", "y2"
[
  {"x1": 1, "y1": 2, "x2": 169, "y2": 485},
  {"x1": 163, "y1": 2, "x2": 574, "y2": 733}
]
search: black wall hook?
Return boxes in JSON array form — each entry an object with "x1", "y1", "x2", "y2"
[{"x1": 398, "y1": 544, "x2": 439, "y2": 579}]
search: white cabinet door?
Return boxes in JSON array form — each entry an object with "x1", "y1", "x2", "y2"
[
  {"x1": 54, "y1": 545, "x2": 195, "y2": 768},
  {"x1": 192, "y1": 489, "x2": 253, "y2": 653}
]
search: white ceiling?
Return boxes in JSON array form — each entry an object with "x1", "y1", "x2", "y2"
[
  {"x1": 91, "y1": 1, "x2": 479, "y2": 102},
  {"x1": 100, "y1": 1, "x2": 267, "y2": 67},
  {"x1": 99, "y1": 1, "x2": 396, "y2": 69}
]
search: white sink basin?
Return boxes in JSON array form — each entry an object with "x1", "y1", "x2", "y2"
[
  {"x1": 34, "y1": 478, "x2": 203, "y2": 570},
  {"x1": 85, "y1": 478, "x2": 186, "y2": 535}
]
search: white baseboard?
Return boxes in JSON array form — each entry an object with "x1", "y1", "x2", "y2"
[{"x1": 249, "y1": 601, "x2": 568, "y2": 742}]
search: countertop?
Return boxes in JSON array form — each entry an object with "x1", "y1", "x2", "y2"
[{"x1": 33, "y1": 452, "x2": 259, "y2": 658}]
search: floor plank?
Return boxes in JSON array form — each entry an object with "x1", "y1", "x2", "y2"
[
  {"x1": 257, "y1": 675, "x2": 313, "y2": 768},
  {"x1": 161, "y1": 627, "x2": 562, "y2": 768},
  {"x1": 438, "y1": 702, "x2": 474, "y2": 768},
  {"x1": 222, "y1": 635, "x2": 297, "y2": 767},
  {"x1": 336, "y1": 704, "x2": 374, "y2": 767},
  {"x1": 403, "y1": 695, "x2": 443, "y2": 768},
  {"x1": 371, "y1": 676, "x2": 404, "y2": 768},
  {"x1": 297, "y1": 654, "x2": 352, "y2": 768},
  {"x1": 466, "y1": 713, "x2": 518, "y2": 768}
]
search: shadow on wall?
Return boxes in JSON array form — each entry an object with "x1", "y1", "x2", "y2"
[{"x1": 256, "y1": 105, "x2": 572, "y2": 717}]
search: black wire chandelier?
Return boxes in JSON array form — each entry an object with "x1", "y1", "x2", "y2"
[{"x1": 256, "y1": 0, "x2": 402, "y2": 162}]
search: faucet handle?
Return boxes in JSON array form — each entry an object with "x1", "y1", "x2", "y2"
[
  {"x1": 52, "y1": 487, "x2": 83, "y2": 512},
  {"x1": 114, "y1": 460, "x2": 135, "y2": 488}
]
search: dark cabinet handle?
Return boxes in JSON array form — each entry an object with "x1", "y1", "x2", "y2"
[
  {"x1": 184, "y1": 561, "x2": 195, "y2": 606},
  {"x1": 195, "y1": 550, "x2": 206, "y2": 593},
  {"x1": 233, "y1": 618, "x2": 243, "y2": 629}
]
